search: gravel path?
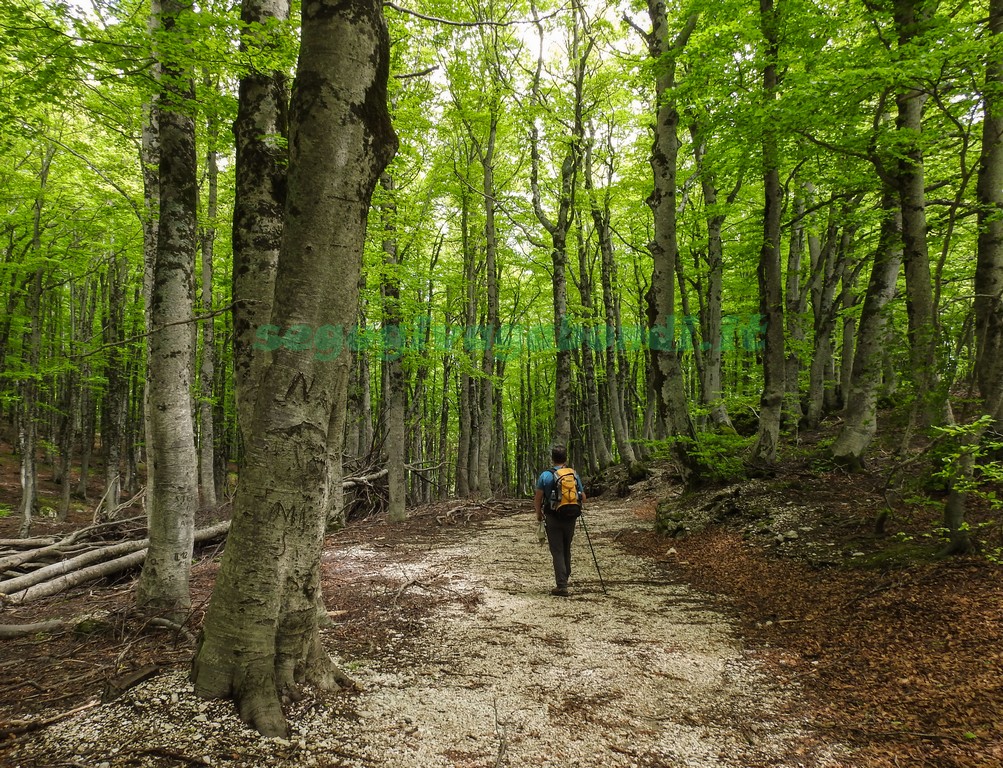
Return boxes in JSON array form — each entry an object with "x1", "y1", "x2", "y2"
[{"x1": 9, "y1": 501, "x2": 843, "y2": 767}]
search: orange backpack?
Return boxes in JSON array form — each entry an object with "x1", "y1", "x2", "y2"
[{"x1": 548, "y1": 467, "x2": 582, "y2": 516}]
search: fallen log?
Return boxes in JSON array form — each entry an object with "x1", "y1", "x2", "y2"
[
  {"x1": 342, "y1": 468, "x2": 389, "y2": 489},
  {"x1": 1, "y1": 521, "x2": 231, "y2": 605},
  {"x1": 0, "y1": 612, "x2": 111, "y2": 639},
  {"x1": 0, "y1": 699, "x2": 100, "y2": 739},
  {"x1": 0, "y1": 516, "x2": 147, "y2": 574},
  {"x1": 0, "y1": 538, "x2": 148, "y2": 595}
]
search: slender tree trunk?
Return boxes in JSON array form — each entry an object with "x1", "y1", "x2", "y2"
[
  {"x1": 192, "y1": 0, "x2": 397, "y2": 736},
  {"x1": 784, "y1": 188, "x2": 808, "y2": 426},
  {"x1": 529, "y1": 10, "x2": 586, "y2": 450},
  {"x1": 456, "y1": 187, "x2": 474, "y2": 497},
  {"x1": 17, "y1": 145, "x2": 54, "y2": 538},
  {"x1": 894, "y1": 0, "x2": 939, "y2": 425},
  {"x1": 832, "y1": 189, "x2": 903, "y2": 468},
  {"x1": 689, "y1": 123, "x2": 734, "y2": 431},
  {"x1": 477, "y1": 118, "x2": 499, "y2": 498},
  {"x1": 136, "y1": 0, "x2": 200, "y2": 618},
  {"x1": 98, "y1": 254, "x2": 128, "y2": 521},
  {"x1": 578, "y1": 228, "x2": 613, "y2": 470},
  {"x1": 751, "y1": 0, "x2": 785, "y2": 464},
  {"x1": 379, "y1": 173, "x2": 406, "y2": 522},
  {"x1": 76, "y1": 281, "x2": 97, "y2": 500},
  {"x1": 198, "y1": 97, "x2": 220, "y2": 510},
  {"x1": 586, "y1": 138, "x2": 636, "y2": 463},
  {"x1": 975, "y1": 0, "x2": 1003, "y2": 431},
  {"x1": 804, "y1": 222, "x2": 843, "y2": 429},
  {"x1": 644, "y1": 3, "x2": 701, "y2": 481}
]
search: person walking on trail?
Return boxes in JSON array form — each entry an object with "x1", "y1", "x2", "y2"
[{"x1": 534, "y1": 445, "x2": 586, "y2": 597}]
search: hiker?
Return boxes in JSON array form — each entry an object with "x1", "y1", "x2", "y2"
[{"x1": 534, "y1": 445, "x2": 586, "y2": 597}]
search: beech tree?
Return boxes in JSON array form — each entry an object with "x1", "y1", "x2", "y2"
[
  {"x1": 135, "y1": 0, "x2": 200, "y2": 618},
  {"x1": 191, "y1": 0, "x2": 397, "y2": 736}
]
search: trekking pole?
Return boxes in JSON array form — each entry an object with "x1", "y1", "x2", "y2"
[{"x1": 578, "y1": 512, "x2": 608, "y2": 596}]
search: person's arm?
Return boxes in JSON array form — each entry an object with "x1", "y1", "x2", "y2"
[
  {"x1": 577, "y1": 474, "x2": 586, "y2": 504},
  {"x1": 534, "y1": 488, "x2": 544, "y2": 521}
]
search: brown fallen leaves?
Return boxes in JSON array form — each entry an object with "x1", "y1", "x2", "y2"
[{"x1": 621, "y1": 526, "x2": 1003, "y2": 768}]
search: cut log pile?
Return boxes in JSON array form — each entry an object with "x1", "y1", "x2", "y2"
[{"x1": 0, "y1": 518, "x2": 231, "y2": 606}]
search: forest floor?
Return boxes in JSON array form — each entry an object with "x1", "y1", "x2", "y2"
[{"x1": 0, "y1": 430, "x2": 1001, "y2": 767}]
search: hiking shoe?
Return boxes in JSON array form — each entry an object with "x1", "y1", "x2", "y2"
[{"x1": 551, "y1": 587, "x2": 570, "y2": 597}]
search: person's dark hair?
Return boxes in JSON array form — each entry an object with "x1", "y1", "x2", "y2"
[{"x1": 551, "y1": 444, "x2": 568, "y2": 464}]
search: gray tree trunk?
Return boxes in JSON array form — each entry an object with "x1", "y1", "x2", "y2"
[
  {"x1": 577, "y1": 227, "x2": 613, "y2": 471},
  {"x1": 18, "y1": 146, "x2": 54, "y2": 537},
  {"x1": 894, "y1": 0, "x2": 940, "y2": 424},
  {"x1": 585, "y1": 135, "x2": 636, "y2": 464},
  {"x1": 231, "y1": 0, "x2": 289, "y2": 436},
  {"x1": 688, "y1": 123, "x2": 735, "y2": 431},
  {"x1": 477, "y1": 118, "x2": 499, "y2": 498},
  {"x1": 135, "y1": 0, "x2": 199, "y2": 619},
  {"x1": 644, "y1": 3, "x2": 701, "y2": 480},
  {"x1": 380, "y1": 173, "x2": 406, "y2": 523},
  {"x1": 455, "y1": 187, "x2": 474, "y2": 497},
  {"x1": 751, "y1": 0, "x2": 786, "y2": 465},
  {"x1": 529, "y1": 11, "x2": 583, "y2": 449},
  {"x1": 975, "y1": 0, "x2": 1003, "y2": 431},
  {"x1": 198, "y1": 101, "x2": 219, "y2": 510},
  {"x1": 192, "y1": 0, "x2": 396, "y2": 737},
  {"x1": 98, "y1": 253, "x2": 128, "y2": 521},
  {"x1": 784, "y1": 189, "x2": 808, "y2": 426},
  {"x1": 832, "y1": 189, "x2": 903, "y2": 468}
]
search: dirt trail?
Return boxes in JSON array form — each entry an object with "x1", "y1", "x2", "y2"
[{"x1": 6, "y1": 500, "x2": 843, "y2": 767}]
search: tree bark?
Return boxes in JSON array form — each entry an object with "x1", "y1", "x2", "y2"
[
  {"x1": 529, "y1": 9, "x2": 584, "y2": 450},
  {"x1": 231, "y1": 0, "x2": 290, "y2": 437},
  {"x1": 135, "y1": 0, "x2": 200, "y2": 619},
  {"x1": 751, "y1": 0, "x2": 785, "y2": 465},
  {"x1": 477, "y1": 114, "x2": 499, "y2": 498},
  {"x1": 17, "y1": 146, "x2": 54, "y2": 538},
  {"x1": 975, "y1": 0, "x2": 1003, "y2": 431},
  {"x1": 98, "y1": 254, "x2": 128, "y2": 522},
  {"x1": 644, "y1": 2, "x2": 701, "y2": 481},
  {"x1": 894, "y1": 0, "x2": 940, "y2": 424},
  {"x1": 831, "y1": 189, "x2": 903, "y2": 467},
  {"x1": 688, "y1": 122, "x2": 735, "y2": 431},
  {"x1": 379, "y1": 172, "x2": 407, "y2": 522},
  {"x1": 586, "y1": 134, "x2": 636, "y2": 463},
  {"x1": 192, "y1": 0, "x2": 397, "y2": 737},
  {"x1": 198, "y1": 94, "x2": 220, "y2": 510}
]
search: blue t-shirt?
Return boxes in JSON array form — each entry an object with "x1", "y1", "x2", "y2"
[{"x1": 536, "y1": 466, "x2": 584, "y2": 512}]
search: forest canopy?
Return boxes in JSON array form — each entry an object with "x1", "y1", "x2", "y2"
[{"x1": 1, "y1": 0, "x2": 1001, "y2": 554}]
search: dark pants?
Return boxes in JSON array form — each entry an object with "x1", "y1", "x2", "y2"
[{"x1": 544, "y1": 512, "x2": 577, "y2": 589}]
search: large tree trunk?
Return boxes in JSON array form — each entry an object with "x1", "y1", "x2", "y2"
[
  {"x1": 751, "y1": 0, "x2": 785, "y2": 464},
  {"x1": 192, "y1": 0, "x2": 397, "y2": 737},
  {"x1": 975, "y1": 0, "x2": 1003, "y2": 431},
  {"x1": 831, "y1": 189, "x2": 903, "y2": 467},
  {"x1": 645, "y1": 2, "x2": 701, "y2": 481},
  {"x1": 135, "y1": 0, "x2": 199, "y2": 618}
]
